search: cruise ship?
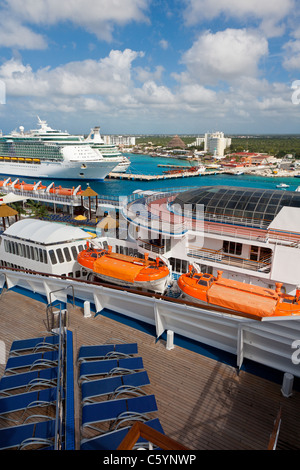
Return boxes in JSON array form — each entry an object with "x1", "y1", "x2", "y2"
[
  {"x1": 85, "y1": 126, "x2": 130, "y2": 173},
  {"x1": 0, "y1": 118, "x2": 122, "y2": 180},
  {"x1": 2, "y1": 185, "x2": 300, "y2": 385}
]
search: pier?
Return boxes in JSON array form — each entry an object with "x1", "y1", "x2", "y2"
[{"x1": 106, "y1": 169, "x2": 216, "y2": 181}]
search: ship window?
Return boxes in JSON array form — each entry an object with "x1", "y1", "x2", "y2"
[
  {"x1": 30, "y1": 246, "x2": 34, "y2": 259},
  {"x1": 223, "y1": 241, "x2": 242, "y2": 256},
  {"x1": 39, "y1": 248, "x2": 44, "y2": 263},
  {"x1": 34, "y1": 247, "x2": 39, "y2": 261},
  {"x1": 71, "y1": 246, "x2": 78, "y2": 260},
  {"x1": 63, "y1": 247, "x2": 72, "y2": 262},
  {"x1": 26, "y1": 245, "x2": 30, "y2": 258},
  {"x1": 197, "y1": 279, "x2": 208, "y2": 286},
  {"x1": 4, "y1": 240, "x2": 8, "y2": 252},
  {"x1": 49, "y1": 250, "x2": 57, "y2": 265},
  {"x1": 56, "y1": 248, "x2": 64, "y2": 263},
  {"x1": 43, "y1": 250, "x2": 48, "y2": 264},
  {"x1": 11, "y1": 242, "x2": 15, "y2": 255},
  {"x1": 75, "y1": 270, "x2": 81, "y2": 278},
  {"x1": 78, "y1": 245, "x2": 84, "y2": 252}
]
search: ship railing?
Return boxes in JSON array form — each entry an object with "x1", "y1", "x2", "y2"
[
  {"x1": 187, "y1": 246, "x2": 272, "y2": 273},
  {"x1": 125, "y1": 198, "x2": 188, "y2": 236},
  {"x1": 267, "y1": 230, "x2": 300, "y2": 247},
  {"x1": 1, "y1": 187, "x2": 82, "y2": 205},
  {"x1": 137, "y1": 238, "x2": 166, "y2": 255}
]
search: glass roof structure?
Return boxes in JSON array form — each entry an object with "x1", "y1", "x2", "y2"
[{"x1": 172, "y1": 186, "x2": 300, "y2": 228}]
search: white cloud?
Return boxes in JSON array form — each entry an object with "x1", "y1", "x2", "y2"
[
  {"x1": 134, "y1": 65, "x2": 164, "y2": 83},
  {"x1": 0, "y1": 49, "x2": 143, "y2": 98},
  {"x1": 134, "y1": 81, "x2": 175, "y2": 105},
  {"x1": 159, "y1": 39, "x2": 169, "y2": 50},
  {"x1": 183, "y1": 0, "x2": 294, "y2": 37},
  {"x1": 0, "y1": 16, "x2": 47, "y2": 50},
  {"x1": 180, "y1": 29, "x2": 268, "y2": 85},
  {"x1": 282, "y1": 39, "x2": 300, "y2": 70},
  {"x1": 1, "y1": 0, "x2": 150, "y2": 43}
]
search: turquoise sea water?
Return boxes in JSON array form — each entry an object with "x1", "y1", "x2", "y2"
[{"x1": 2, "y1": 153, "x2": 300, "y2": 197}]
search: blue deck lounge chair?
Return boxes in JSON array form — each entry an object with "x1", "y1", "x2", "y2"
[
  {"x1": 9, "y1": 335, "x2": 59, "y2": 356},
  {"x1": 81, "y1": 394, "x2": 158, "y2": 433},
  {"x1": 0, "y1": 367, "x2": 58, "y2": 395},
  {"x1": 81, "y1": 370, "x2": 150, "y2": 403},
  {"x1": 0, "y1": 386, "x2": 60, "y2": 419},
  {"x1": 79, "y1": 357, "x2": 144, "y2": 382},
  {"x1": 0, "y1": 418, "x2": 58, "y2": 450},
  {"x1": 78, "y1": 343, "x2": 138, "y2": 362},
  {"x1": 80, "y1": 417, "x2": 164, "y2": 450},
  {"x1": 5, "y1": 350, "x2": 59, "y2": 374}
]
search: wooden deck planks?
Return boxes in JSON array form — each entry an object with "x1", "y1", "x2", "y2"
[{"x1": 0, "y1": 288, "x2": 300, "y2": 450}]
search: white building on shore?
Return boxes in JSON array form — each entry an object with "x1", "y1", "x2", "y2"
[
  {"x1": 204, "y1": 132, "x2": 231, "y2": 157},
  {"x1": 103, "y1": 135, "x2": 136, "y2": 147}
]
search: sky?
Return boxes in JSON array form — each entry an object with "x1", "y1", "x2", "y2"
[{"x1": 0, "y1": 0, "x2": 300, "y2": 135}]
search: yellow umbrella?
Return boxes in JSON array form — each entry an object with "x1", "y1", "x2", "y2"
[
  {"x1": 0, "y1": 204, "x2": 18, "y2": 230},
  {"x1": 74, "y1": 214, "x2": 87, "y2": 220},
  {"x1": 97, "y1": 215, "x2": 119, "y2": 230}
]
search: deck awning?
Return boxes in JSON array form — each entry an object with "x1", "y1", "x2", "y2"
[
  {"x1": 0, "y1": 194, "x2": 27, "y2": 204},
  {"x1": 268, "y1": 206, "x2": 300, "y2": 233}
]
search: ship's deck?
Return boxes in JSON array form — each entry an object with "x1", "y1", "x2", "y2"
[{"x1": 0, "y1": 288, "x2": 300, "y2": 451}]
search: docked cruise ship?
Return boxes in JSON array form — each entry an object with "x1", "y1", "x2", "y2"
[
  {"x1": 0, "y1": 118, "x2": 123, "y2": 180},
  {"x1": 85, "y1": 127, "x2": 130, "y2": 173}
]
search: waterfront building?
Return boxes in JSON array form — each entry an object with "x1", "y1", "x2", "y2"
[
  {"x1": 204, "y1": 132, "x2": 231, "y2": 157},
  {"x1": 103, "y1": 135, "x2": 136, "y2": 147}
]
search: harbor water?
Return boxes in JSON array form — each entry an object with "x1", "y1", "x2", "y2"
[{"x1": 1, "y1": 153, "x2": 299, "y2": 197}]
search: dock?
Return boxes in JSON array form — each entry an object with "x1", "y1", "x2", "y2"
[
  {"x1": 106, "y1": 169, "x2": 210, "y2": 181},
  {"x1": 1, "y1": 288, "x2": 300, "y2": 450}
]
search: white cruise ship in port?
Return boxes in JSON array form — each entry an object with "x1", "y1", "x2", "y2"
[
  {"x1": 84, "y1": 126, "x2": 130, "y2": 173},
  {"x1": 0, "y1": 118, "x2": 121, "y2": 180}
]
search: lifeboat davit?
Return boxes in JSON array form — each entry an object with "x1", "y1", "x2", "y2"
[
  {"x1": 77, "y1": 245, "x2": 170, "y2": 293},
  {"x1": 177, "y1": 268, "x2": 300, "y2": 319}
]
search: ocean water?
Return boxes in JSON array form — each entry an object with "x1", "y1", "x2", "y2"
[{"x1": 2, "y1": 153, "x2": 299, "y2": 197}]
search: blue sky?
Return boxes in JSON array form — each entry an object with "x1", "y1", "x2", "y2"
[{"x1": 0, "y1": 0, "x2": 300, "y2": 135}]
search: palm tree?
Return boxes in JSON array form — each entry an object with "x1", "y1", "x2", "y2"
[{"x1": 26, "y1": 200, "x2": 49, "y2": 218}]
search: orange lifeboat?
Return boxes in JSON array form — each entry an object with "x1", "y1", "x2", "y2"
[
  {"x1": 14, "y1": 181, "x2": 46, "y2": 191},
  {"x1": 177, "y1": 268, "x2": 300, "y2": 319},
  {"x1": 77, "y1": 245, "x2": 170, "y2": 293},
  {"x1": 49, "y1": 185, "x2": 82, "y2": 196},
  {"x1": 0, "y1": 178, "x2": 11, "y2": 187}
]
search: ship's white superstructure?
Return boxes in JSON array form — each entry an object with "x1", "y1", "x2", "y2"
[
  {"x1": 0, "y1": 218, "x2": 91, "y2": 278},
  {"x1": 99, "y1": 186, "x2": 300, "y2": 297},
  {"x1": 85, "y1": 126, "x2": 130, "y2": 173}
]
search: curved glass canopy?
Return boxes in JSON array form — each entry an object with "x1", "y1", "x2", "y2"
[{"x1": 173, "y1": 186, "x2": 300, "y2": 227}]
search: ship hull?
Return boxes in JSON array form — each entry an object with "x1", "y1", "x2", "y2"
[
  {"x1": 0, "y1": 159, "x2": 117, "y2": 180},
  {"x1": 88, "y1": 270, "x2": 168, "y2": 293}
]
